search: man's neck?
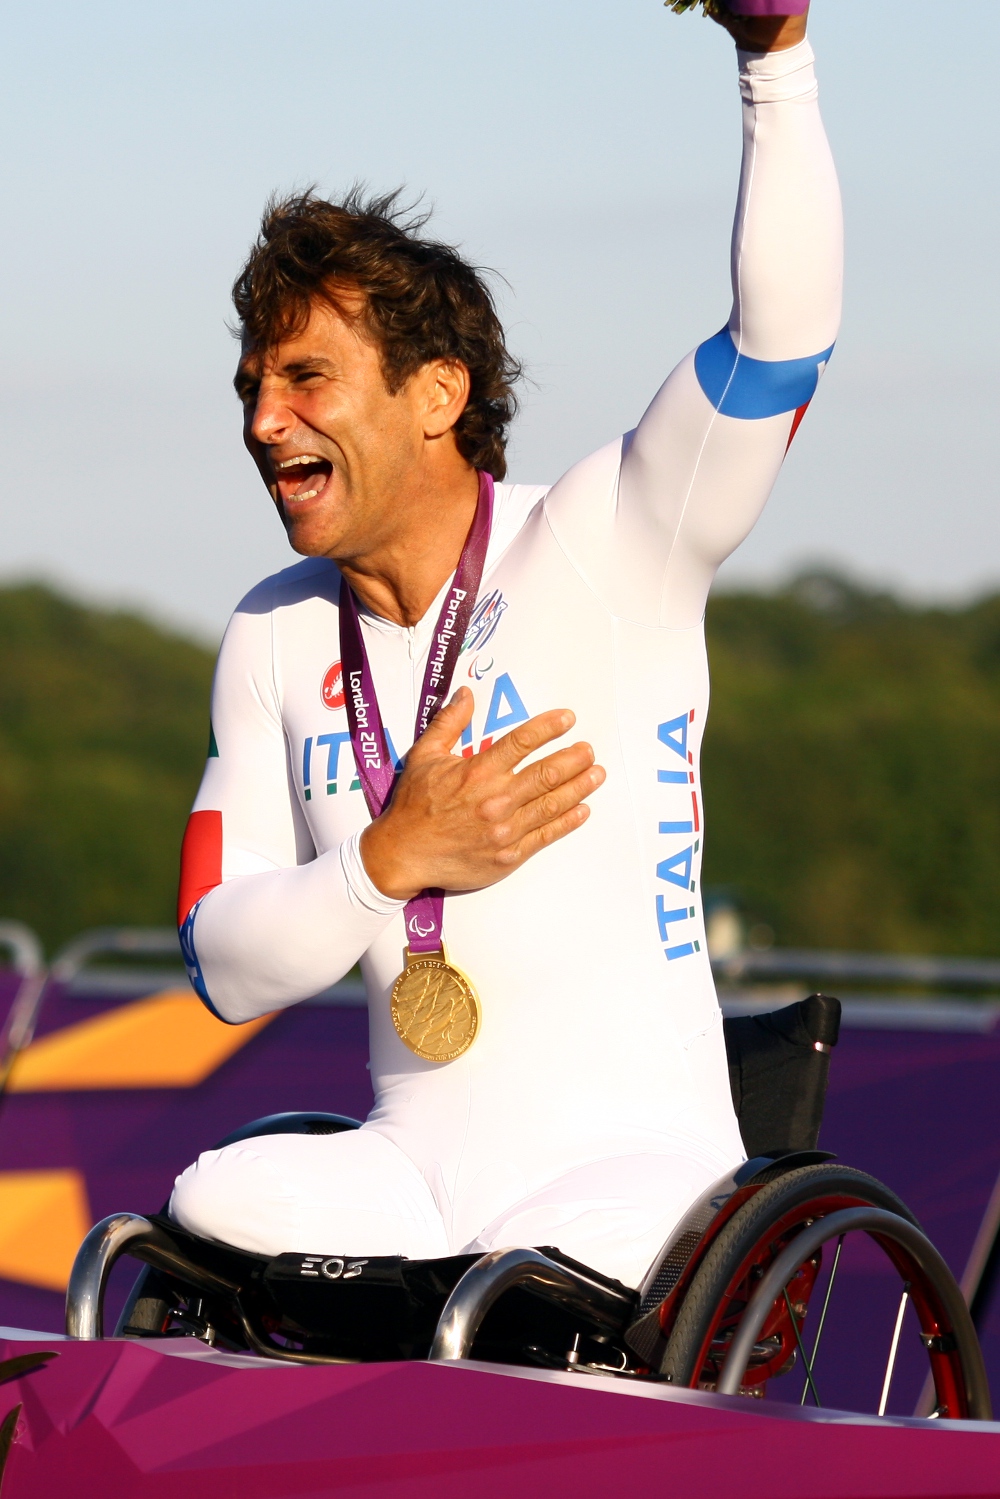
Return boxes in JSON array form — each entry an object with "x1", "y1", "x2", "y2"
[{"x1": 335, "y1": 461, "x2": 481, "y2": 628}]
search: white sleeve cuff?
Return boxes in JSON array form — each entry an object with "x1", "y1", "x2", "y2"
[
  {"x1": 340, "y1": 830, "x2": 408, "y2": 916},
  {"x1": 738, "y1": 38, "x2": 816, "y2": 105}
]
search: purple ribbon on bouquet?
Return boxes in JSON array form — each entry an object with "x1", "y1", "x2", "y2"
[{"x1": 338, "y1": 471, "x2": 493, "y2": 955}]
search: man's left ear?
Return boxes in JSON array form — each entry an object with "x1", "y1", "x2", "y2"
[{"x1": 424, "y1": 359, "x2": 471, "y2": 438}]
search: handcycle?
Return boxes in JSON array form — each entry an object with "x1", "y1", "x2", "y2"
[{"x1": 64, "y1": 992, "x2": 992, "y2": 1420}]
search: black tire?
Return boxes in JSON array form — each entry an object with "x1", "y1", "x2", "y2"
[{"x1": 659, "y1": 1163, "x2": 919, "y2": 1390}]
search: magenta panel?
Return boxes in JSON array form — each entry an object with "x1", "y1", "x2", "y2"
[{"x1": 1, "y1": 1337, "x2": 998, "y2": 1498}]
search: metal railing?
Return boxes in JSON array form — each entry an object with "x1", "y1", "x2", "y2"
[
  {"x1": 0, "y1": 925, "x2": 187, "y2": 1102},
  {"x1": 0, "y1": 921, "x2": 47, "y2": 1101},
  {"x1": 49, "y1": 926, "x2": 182, "y2": 986},
  {"x1": 713, "y1": 946, "x2": 1000, "y2": 992},
  {"x1": 43, "y1": 925, "x2": 362, "y2": 1004},
  {"x1": 6, "y1": 921, "x2": 1000, "y2": 1044}
]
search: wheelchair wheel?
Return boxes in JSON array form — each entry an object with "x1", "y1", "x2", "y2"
[{"x1": 658, "y1": 1163, "x2": 990, "y2": 1419}]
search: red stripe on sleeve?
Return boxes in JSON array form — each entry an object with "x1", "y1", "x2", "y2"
[
  {"x1": 785, "y1": 402, "x2": 810, "y2": 451},
  {"x1": 178, "y1": 809, "x2": 223, "y2": 926}
]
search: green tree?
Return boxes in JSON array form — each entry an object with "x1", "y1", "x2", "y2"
[
  {"x1": 703, "y1": 573, "x2": 1000, "y2": 955},
  {"x1": 0, "y1": 584, "x2": 213, "y2": 951}
]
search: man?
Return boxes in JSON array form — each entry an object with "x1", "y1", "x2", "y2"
[{"x1": 172, "y1": 4, "x2": 841, "y2": 1291}]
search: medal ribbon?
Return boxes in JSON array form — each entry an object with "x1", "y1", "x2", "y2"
[{"x1": 339, "y1": 470, "x2": 493, "y2": 955}]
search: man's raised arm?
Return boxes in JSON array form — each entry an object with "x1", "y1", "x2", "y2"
[{"x1": 545, "y1": 6, "x2": 842, "y2": 627}]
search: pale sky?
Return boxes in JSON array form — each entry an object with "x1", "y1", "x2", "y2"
[{"x1": 1, "y1": 0, "x2": 996, "y2": 637}]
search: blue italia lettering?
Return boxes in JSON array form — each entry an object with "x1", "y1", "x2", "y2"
[
  {"x1": 318, "y1": 731, "x2": 351, "y2": 791},
  {"x1": 657, "y1": 898, "x2": 696, "y2": 943},
  {"x1": 655, "y1": 712, "x2": 701, "y2": 964},
  {"x1": 303, "y1": 736, "x2": 313, "y2": 800},
  {"x1": 657, "y1": 845, "x2": 693, "y2": 891},
  {"x1": 483, "y1": 674, "x2": 529, "y2": 738},
  {"x1": 304, "y1": 727, "x2": 402, "y2": 797},
  {"x1": 658, "y1": 713, "x2": 689, "y2": 761},
  {"x1": 665, "y1": 942, "x2": 697, "y2": 962}
]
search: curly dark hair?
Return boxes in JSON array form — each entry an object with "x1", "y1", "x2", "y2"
[{"x1": 232, "y1": 187, "x2": 522, "y2": 480}]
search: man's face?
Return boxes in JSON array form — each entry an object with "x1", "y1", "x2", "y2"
[{"x1": 235, "y1": 295, "x2": 433, "y2": 561}]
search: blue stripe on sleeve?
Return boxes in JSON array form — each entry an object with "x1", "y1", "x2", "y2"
[
  {"x1": 179, "y1": 898, "x2": 232, "y2": 1023},
  {"x1": 694, "y1": 327, "x2": 835, "y2": 419}
]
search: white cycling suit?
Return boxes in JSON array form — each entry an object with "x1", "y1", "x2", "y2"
[{"x1": 171, "y1": 40, "x2": 842, "y2": 1290}]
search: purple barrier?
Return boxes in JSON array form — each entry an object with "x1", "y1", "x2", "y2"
[{"x1": 770, "y1": 1026, "x2": 1000, "y2": 1411}]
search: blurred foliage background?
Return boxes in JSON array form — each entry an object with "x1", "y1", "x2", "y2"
[
  {"x1": 704, "y1": 574, "x2": 1000, "y2": 956},
  {"x1": 0, "y1": 584, "x2": 213, "y2": 951},
  {"x1": 2, "y1": 574, "x2": 998, "y2": 956}
]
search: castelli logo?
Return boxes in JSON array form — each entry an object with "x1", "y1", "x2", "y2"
[{"x1": 322, "y1": 661, "x2": 345, "y2": 711}]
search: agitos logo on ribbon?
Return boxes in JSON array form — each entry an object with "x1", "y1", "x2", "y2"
[{"x1": 321, "y1": 661, "x2": 346, "y2": 711}]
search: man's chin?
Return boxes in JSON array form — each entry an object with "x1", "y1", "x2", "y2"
[
  {"x1": 285, "y1": 524, "x2": 332, "y2": 559},
  {"x1": 280, "y1": 503, "x2": 340, "y2": 559}
]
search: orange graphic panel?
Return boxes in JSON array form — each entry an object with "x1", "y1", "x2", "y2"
[
  {"x1": 0, "y1": 1170, "x2": 91, "y2": 1290},
  {"x1": 7, "y1": 990, "x2": 275, "y2": 1092}
]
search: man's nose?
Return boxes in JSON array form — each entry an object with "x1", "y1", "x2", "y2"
[{"x1": 249, "y1": 386, "x2": 295, "y2": 446}]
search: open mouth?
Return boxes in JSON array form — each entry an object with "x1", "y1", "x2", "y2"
[{"x1": 273, "y1": 453, "x2": 333, "y2": 506}]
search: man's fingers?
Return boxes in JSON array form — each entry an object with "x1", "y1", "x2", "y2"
[
  {"x1": 496, "y1": 803, "x2": 591, "y2": 867},
  {"x1": 514, "y1": 742, "x2": 597, "y2": 799},
  {"x1": 482, "y1": 762, "x2": 604, "y2": 854},
  {"x1": 415, "y1": 702, "x2": 578, "y2": 770},
  {"x1": 504, "y1": 764, "x2": 605, "y2": 840},
  {"x1": 484, "y1": 709, "x2": 576, "y2": 771},
  {"x1": 411, "y1": 686, "x2": 475, "y2": 758},
  {"x1": 480, "y1": 742, "x2": 598, "y2": 819}
]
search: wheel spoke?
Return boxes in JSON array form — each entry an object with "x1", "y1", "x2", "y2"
[
  {"x1": 800, "y1": 1234, "x2": 843, "y2": 1406},
  {"x1": 877, "y1": 1285, "x2": 910, "y2": 1417},
  {"x1": 784, "y1": 1288, "x2": 821, "y2": 1407}
]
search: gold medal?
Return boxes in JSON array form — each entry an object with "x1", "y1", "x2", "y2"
[{"x1": 391, "y1": 945, "x2": 480, "y2": 1063}]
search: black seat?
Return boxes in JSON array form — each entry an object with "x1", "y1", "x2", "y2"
[
  {"x1": 213, "y1": 1111, "x2": 362, "y2": 1147},
  {"x1": 723, "y1": 992, "x2": 841, "y2": 1158}
]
